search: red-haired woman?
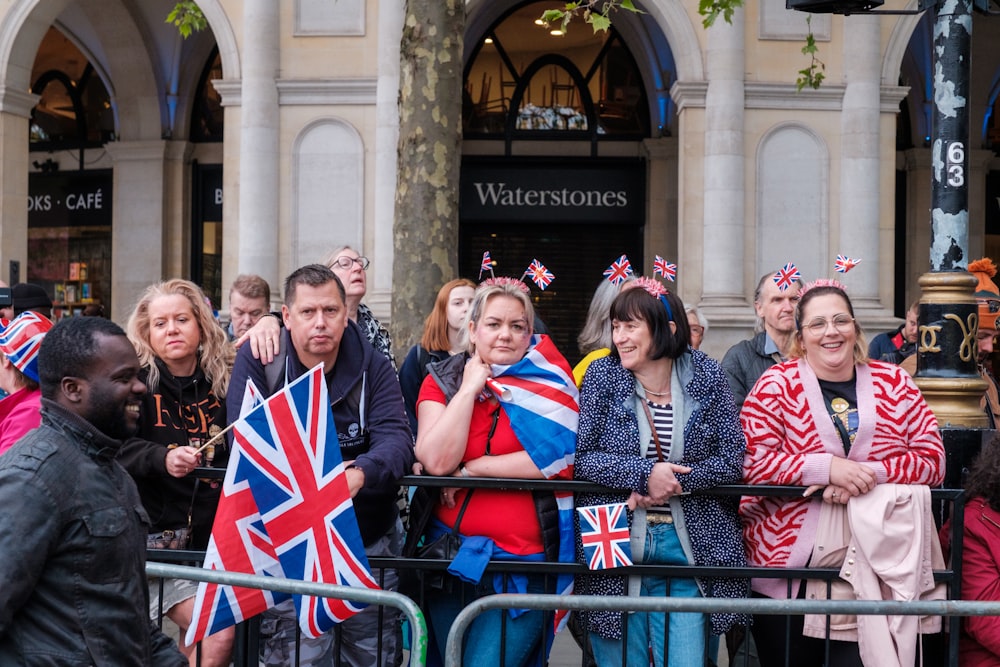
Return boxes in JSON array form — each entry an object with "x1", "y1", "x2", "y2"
[{"x1": 399, "y1": 278, "x2": 475, "y2": 432}]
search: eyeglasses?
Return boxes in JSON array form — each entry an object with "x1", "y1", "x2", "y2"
[
  {"x1": 332, "y1": 256, "x2": 370, "y2": 271},
  {"x1": 803, "y1": 315, "x2": 855, "y2": 335}
]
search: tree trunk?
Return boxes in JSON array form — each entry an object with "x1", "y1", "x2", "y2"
[{"x1": 390, "y1": 0, "x2": 464, "y2": 359}]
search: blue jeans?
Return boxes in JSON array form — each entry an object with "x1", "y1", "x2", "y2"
[
  {"x1": 425, "y1": 575, "x2": 548, "y2": 667},
  {"x1": 589, "y1": 522, "x2": 713, "y2": 667}
]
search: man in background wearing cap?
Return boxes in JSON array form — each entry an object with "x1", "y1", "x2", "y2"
[
  {"x1": 0, "y1": 311, "x2": 53, "y2": 454},
  {"x1": 11, "y1": 283, "x2": 52, "y2": 319},
  {"x1": 969, "y1": 259, "x2": 1000, "y2": 427}
]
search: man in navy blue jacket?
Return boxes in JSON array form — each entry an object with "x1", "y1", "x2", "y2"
[{"x1": 228, "y1": 263, "x2": 413, "y2": 667}]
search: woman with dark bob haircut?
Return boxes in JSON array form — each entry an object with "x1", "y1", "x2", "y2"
[{"x1": 574, "y1": 277, "x2": 749, "y2": 667}]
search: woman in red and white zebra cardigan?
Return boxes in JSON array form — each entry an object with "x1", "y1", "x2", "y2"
[{"x1": 740, "y1": 279, "x2": 944, "y2": 667}]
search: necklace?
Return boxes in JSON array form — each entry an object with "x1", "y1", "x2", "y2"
[{"x1": 641, "y1": 384, "x2": 671, "y2": 397}]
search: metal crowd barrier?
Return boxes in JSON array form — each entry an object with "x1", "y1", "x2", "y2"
[
  {"x1": 146, "y1": 561, "x2": 428, "y2": 667},
  {"x1": 145, "y1": 479, "x2": 972, "y2": 667}
]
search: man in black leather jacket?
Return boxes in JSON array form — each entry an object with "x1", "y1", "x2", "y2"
[{"x1": 0, "y1": 316, "x2": 185, "y2": 666}]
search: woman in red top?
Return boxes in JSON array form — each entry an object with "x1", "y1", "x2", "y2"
[{"x1": 414, "y1": 277, "x2": 575, "y2": 666}]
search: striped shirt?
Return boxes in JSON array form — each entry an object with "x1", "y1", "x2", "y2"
[{"x1": 645, "y1": 400, "x2": 673, "y2": 461}]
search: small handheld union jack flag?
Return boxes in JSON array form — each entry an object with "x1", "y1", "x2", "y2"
[
  {"x1": 653, "y1": 256, "x2": 677, "y2": 282},
  {"x1": 773, "y1": 263, "x2": 801, "y2": 292},
  {"x1": 525, "y1": 259, "x2": 555, "y2": 290},
  {"x1": 577, "y1": 503, "x2": 632, "y2": 570},
  {"x1": 834, "y1": 255, "x2": 861, "y2": 274},
  {"x1": 603, "y1": 255, "x2": 634, "y2": 286},
  {"x1": 479, "y1": 251, "x2": 493, "y2": 280}
]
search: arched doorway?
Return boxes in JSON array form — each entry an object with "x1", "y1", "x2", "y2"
[{"x1": 460, "y1": 0, "x2": 675, "y2": 359}]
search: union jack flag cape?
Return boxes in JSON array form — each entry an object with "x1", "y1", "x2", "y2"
[
  {"x1": 487, "y1": 334, "x2": 578, "y2": 634},
  {"x1": 525, "y1": 259, "x2": 555, "y2": 290},
  {"x1": 603, "y1": 255, "x2": 633, "y2": 286},
  {"x1": 773, "y1": 263, "x2": 801, "y2": 292},
  {"x1": 653, "y1": 255, "x2": 677, "y2": 282},
  {"x1": 186, "y1": 365, "x2": 378, "y2": 645},
  {"x1": 834, "y1": 254, "x2": 861, "y2": 274},
  {"x1": 577, "y1": 503, "x2": 633, "y2": 570}
]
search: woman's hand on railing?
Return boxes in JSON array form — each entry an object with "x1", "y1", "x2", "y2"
[{"x1": 647, "y1": 462, "x2": 692, "y2": 503}]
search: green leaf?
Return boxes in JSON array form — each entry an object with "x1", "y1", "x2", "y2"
[
  {"x1": 620, "y1": 0, "x2": 644, "y2": 13},
  {"x1": 589, "y1": 12, "x2": 612, "y2": 32},
  {"x1": 541, "y1": 9, "x2": 566, "y2": 23}
]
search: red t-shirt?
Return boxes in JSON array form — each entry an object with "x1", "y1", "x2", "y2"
[{"x1": 417, "y1": 376, "x2": 544, "y2": 555}]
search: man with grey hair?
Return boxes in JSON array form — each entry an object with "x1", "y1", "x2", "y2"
[{"x1": 721, "y1": 271, "x2": 802, "y2": 407}]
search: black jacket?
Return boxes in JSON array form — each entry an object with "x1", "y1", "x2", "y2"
[
  {"x1": 118, "y1": 359, "x2": 229, "y2": 549},
  {"x1": 721, "y1": 331, "x2": 781, "y2": 408},
  {"x1": 0, "y1": 401, "x2": 186, "y2": 666}
]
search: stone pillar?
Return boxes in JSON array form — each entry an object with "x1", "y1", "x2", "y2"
[
  {"x1": 839, "y1": 14, "x2": 881, "y2": 308},
  {"x1": 238, "y1": 0, "x2": 280, "y2": 290},
  {"x1": 104, "y1": 140, "x2": 169, "y2": 322},
  {"x1": 369, "y1": 0, "x2": 406, "y2": 322},
  {"x1": 162, "y1": 140, "x2": 194, "y2": 279},
  {"x1": 0, "y1": 89, "x2": 36, "y2": 284},
  {"x1": 701, "y1": 7, "x2": 745, "y2": 307}
]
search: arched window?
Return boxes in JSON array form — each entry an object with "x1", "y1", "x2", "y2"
[
  {"x1": 30, "y1": 28, "x2": 114, "y2": 151},
  {"x1": 464, "y1": 2, "x2": 649, "y2": 140},
  {"x1": 190, "y1": 49, "x2": 224, "y2": 143}
]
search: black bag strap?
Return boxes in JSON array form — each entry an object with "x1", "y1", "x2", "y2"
[{"x1": 264, "y1": 331, "x2": 289, "y2": 393}]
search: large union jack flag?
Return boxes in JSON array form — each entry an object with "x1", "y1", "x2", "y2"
[
  {"x1": 578, "y1": 503, "x2": 633, "y2": 570},
  {"x1": 526, "y1": 259, "x2": 555, "y2": 290},
  {"x1": 772, "y1": 263, "x2": 801, "y2": 292},
  {"x1": 603, "y1": 255, "x2": 634, "y2": 286},
  {"x1": 186, "y1": 365, "x2": 378, "y2": 645}
]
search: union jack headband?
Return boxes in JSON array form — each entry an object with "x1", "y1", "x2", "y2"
[{"x1": 0, "y1": 310, "x2": 54, "y2": 383}]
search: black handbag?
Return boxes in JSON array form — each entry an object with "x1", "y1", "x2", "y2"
[{"x1": 402, "y1": 485, "x2": 475, "y2": 594}]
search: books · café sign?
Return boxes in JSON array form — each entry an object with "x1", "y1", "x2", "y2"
[{"x1": 460, "y1": 159, "x2": 644, "y2": 224}]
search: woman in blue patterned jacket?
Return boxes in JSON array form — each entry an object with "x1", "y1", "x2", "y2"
[{"x1": 574, "y1": 277, "x2": 749, "y2": 667}]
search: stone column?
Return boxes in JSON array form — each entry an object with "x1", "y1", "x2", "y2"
[
  {"x1": 839, "y1": 14, "x2": 881, "y2": 307},
  {"x1": 368, "y1": 0, "x2": 406, "y2": 322},
  {"x1": 104, "y1": 140, "x2": 169, "y2": 322},
  {"x1": 238, "y1": 0, "x2": 280, "y2": 289},
  {"x1": 701, "y1": 7, "x2": 745, "y2": 307},
  {"x1": 0, "y1": 88, "x2": 36, "y2": 284}
]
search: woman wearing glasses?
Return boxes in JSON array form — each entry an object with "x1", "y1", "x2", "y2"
[
  {"x1": 325, "y1": 246, "x2": 396, "y2": 370},
  {"x1": 741, "y1": 279, "x2": 944, "y2": 667}
]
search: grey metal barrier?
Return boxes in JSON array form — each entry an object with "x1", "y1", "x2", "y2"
[
  {"x1": 146, "y1": 562, "x2": 428, "y2": 667},
  {"x1": 444, "y1": 594, "x2": 1000, "y2": 667}
]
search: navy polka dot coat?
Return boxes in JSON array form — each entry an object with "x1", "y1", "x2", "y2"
[{"x1": 574, "y1": 349, "x2": 751, "y2": 639}]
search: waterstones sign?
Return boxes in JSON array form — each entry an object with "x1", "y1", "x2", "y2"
[
  {"x1": 460, "y1": 159, "x2": 644, "y2": 224},
  {"x1": 28, "y1": 170, "x2": 113, "y2": 228}
]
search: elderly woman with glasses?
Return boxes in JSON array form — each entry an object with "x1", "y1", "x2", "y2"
[{"x1": 741, "y1": 279, "x2": 944, "y2": 667}]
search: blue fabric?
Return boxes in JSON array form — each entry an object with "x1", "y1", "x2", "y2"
[
  {"x1": 589, "y1": 522, "x2": 715, "y2": 667},
  {"x1": 448, "y1": 535, "x2": 493, "y2": 584},
  {"x1": 426, "y1": 518, "x2": 545, "y2": 617}
]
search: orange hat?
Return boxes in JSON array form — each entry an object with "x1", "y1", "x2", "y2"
[{"x1": 969, "y1": 258, "x2": 1000, "y2": 331}]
